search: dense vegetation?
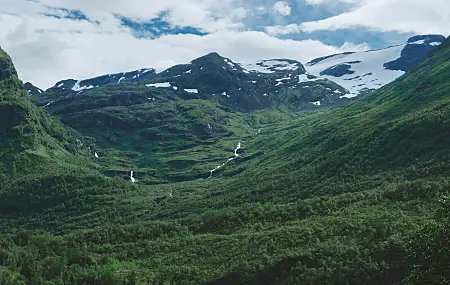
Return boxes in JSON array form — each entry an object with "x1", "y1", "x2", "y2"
[{"x1": 0, "y1": 38, "x2": 449, "y2": 284}]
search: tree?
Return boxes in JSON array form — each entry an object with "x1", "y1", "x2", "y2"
[{"x1": 404, "y1": 196, "x2": 450, "y2": 285}]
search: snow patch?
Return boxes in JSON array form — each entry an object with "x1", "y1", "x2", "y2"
[
  {"x1": 184, "y1": 89, "x2": 198, "y2": 93},
  {"x1": 306, "y1": 44, "x2": 406, "y2": 96},
  {"x1": 409, "y1": 39, "x2": 426, "y2": 45},
  {"x1": 298, "y1": 74, "x2": 321, "y2": 83},
  {"x1": 339, "y1": 93, "x2": 358, "y2": 99},
  {"x1": 224, "y1": 59, "x2": 236, "y2": 68},
  {"x1": 241, "y1": 59, "x2": 300, "y2": 73},
  {"x1": 311, "y1": 101, "x2": 321, "y2": 106},
  {"x1": 146, "y1": 82, "x2": 171, "y2": 88},
  {"x1": 141, "y1": 68, "x2": 154, "y2": 74},
  {"x1": 43, "y1": 101, "x2": 54, "y2": 108},
  {"x1": 72, "y1": 81, "x2": 94, "y2": 91}
]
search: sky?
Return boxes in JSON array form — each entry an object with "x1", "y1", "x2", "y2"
[{"x1": 0, "y1": 0, "x2": 449, "y2": 89}]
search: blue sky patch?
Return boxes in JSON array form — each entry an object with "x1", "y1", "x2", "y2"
[
  {"x1": 44, "y1": 8, "x2": 89, "y2": 21},
  {"x1": 119, "y1": 14, "x2": 208, "y2": 39},
  {"x1": 114, "y1": 1, "x2": 411, "y2": 49}
]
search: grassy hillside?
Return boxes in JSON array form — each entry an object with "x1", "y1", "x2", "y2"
[{"x1": 0, "y1": 38, "x2": 449, "y2": 285}]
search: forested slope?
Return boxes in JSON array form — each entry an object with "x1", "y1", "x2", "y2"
[{"x1": 0, "y1": 38, "x2": 449, "y2": 284}]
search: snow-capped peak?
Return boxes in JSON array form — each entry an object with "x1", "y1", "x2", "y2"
[
  {"x1": 305, "y1": 34, "x2": 446, "y2": 96},
  {"x1": 240, "y1": 59, "x2": 304, "y2": 74},
  {"x1": 51, "y1": 67, "x2": 157, "y2": 91}
]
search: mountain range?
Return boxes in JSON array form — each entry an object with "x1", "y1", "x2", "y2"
[
  {"x1": 1, "y1": 33, "x2": 449, "y2": 285},
  {"x1": 35, "y1": 53, "x2": 347, "y2": 112},
  {"x1": 27, "y1": 35, "x2": 445, "y2": 104}
]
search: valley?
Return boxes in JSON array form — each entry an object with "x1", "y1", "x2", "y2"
[{"x1": 0, "y1": 34, "x2": 449, "y2": 285}]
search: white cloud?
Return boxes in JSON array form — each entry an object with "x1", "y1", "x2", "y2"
[
  {"x1": 1, "y1": 0, "x2": 248, "y2": 33},
  {"x1": 299, "y1": 0, "x2": 450, "y2": 35},
  {"x1": 304, "y1": 0, "x2": 362, "y2": 5},
  {"x1": 2, "y1": 19, "x2": 352, "y2": 89},
  {"x1": 0, "y1": 0, "x2": 406, "y2": 89},
  {"x1": 339, "y1": 42, "x2": 370, "y2": 52},
  {"x1": 272, "y1": 1, "x2": 292, "y2": 16},
  {"x1": 254, "y1": 6, "x2": 268, "y2": 15},
  {"x1": 266, "y1": 24, "x2": 302, "y2": 35}
]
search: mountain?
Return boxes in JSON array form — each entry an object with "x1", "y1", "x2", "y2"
[
  {"x1": 306, "y1": 34, "x2": 446, "y2": 96},
  {"x1": 143, "y1": 52, "x2": 350, "y2": 110},
  {"x1": 1, "y1": 36, "x2": 450, "y2": 285},
  {"x1": 38, "y1": 52, "x2": 349, "y2": 112},
  {"x1": 24, "y1": 82, "x2": 43, "y2": 96},
  {"x1": 49, "y1": 67, "x2": 156, "y2": 91},
  {"x1": 34, "y1": 34, "x2": 445, "y2": 111}
]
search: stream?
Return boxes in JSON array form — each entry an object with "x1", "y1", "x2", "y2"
[{"x1": 209, "y1": 142, "x2": 242, "y2": 178}]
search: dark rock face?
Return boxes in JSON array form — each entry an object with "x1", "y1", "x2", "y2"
[
  {"x1": 0, "y1": 47, "x2": 24, "y2": 137},
  {"x1": 0, "y1": 47, "x2": 17, "y2": 81},
  {"x1": 320, "y1": 62, "x2": 359, "y2": 77},
  {"x1": 0, "y1": 104, "x2": 28, "y2": 137},
  {"x1": 406, "y1": 35, "x2": 446, "y2": 44},
  {"x1": 307, "y1": 52, "x2": 355, "y2": 66},
  {"x1": 384, "y1": 35, "x2": 446, "y2": 72}
]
